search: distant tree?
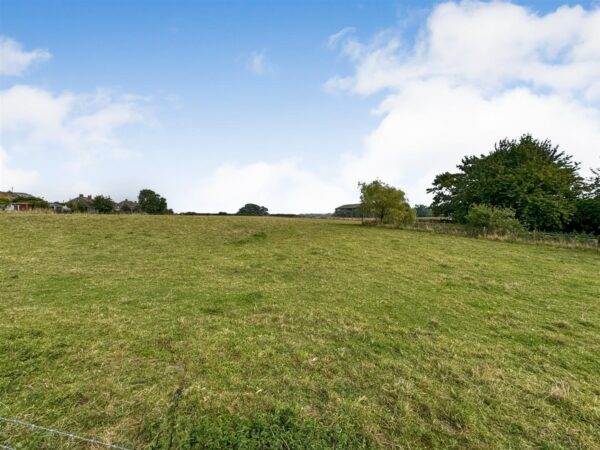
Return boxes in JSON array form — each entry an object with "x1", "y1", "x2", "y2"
[
  {"x1": 414, "y1": 204, "x2": 433, "y2": 217},
  {"x1": 237, "y1": 203, "x2": 269, "y2": 216},
  {"x1": 465, "y1": 205, "x2": 525, "y2": 235},
  {"x1": 138, "y1": 189, "x2": 168, "y2": 214},
  {"x1": 428, "y1": 135, "x2": 583, "y2": 231},
  {"x1": 92, "y1": 195, "x2": 115, "y2": 214},
  {"x1": 358, "y1": 180, "x2": 415, "y2": 226}
]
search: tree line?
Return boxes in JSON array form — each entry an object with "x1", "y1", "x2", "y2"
[
  {"x1": 68, "y1": 189, "x2": 171, "y2": 214},
  {"x1": 356, "y1": 135, "x2": 599, "y2": 236}
]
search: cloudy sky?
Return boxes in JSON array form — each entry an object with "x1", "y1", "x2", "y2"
[{"x1": 1, "y1": 0, "x2": 599, "y2": 213}]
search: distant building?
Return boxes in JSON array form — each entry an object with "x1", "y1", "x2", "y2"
[
  {"x1": 115, "y1": 199, "x2": 139, "y2": 213},
  {"x1": 48, "y1": 202, "x2": 72, "y2": 213},
  {"x1": 67, "y1": 194, "x2": 96, "y2": 213},
  {"x1": 6, "y1": 202, "x2": 33, "y2": 212},
  {"x1": 334, "y1": 203, "x2": 362, "y2": 218}
]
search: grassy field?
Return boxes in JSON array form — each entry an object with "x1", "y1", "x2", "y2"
[{"x1": 1, "y1": 215, "x2": 599, "y2": 449}]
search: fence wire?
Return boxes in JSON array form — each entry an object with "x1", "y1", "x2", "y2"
[{"x1": 0, "y1": 416, "x2": 130, "y2": 450}]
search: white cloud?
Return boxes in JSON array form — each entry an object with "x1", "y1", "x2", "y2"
[
  {"x1": 323, "y1": 1, "x2": 600, "y2": 204},
  {"x1": 327, "y1": 2, "x2": 600, "y2": 99},
  {"x1": 245, "y1": 49, "x2": 275, "y2": 76},
  {"x1": 0, "y1": 85, "x2": 145, "y2": 165},
  {"x1": 0, "y1": 145, "x2": 37, "y2": 190},
  {"x1": 327, "y1": 27, "x2": 356, "y2": 48},
  {"x1": 0, "y1": 36, "x2": 51, "y2": 76},
  {"x1": 186, "y1": 160, "x2": 348, "y2": 214}
]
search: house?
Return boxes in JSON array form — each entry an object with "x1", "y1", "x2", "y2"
[
  {"x1": 334, "y1": 203, "x2": 362, "y2": 218},
  {"x1": 1, "y1": 191, "x2": 31, "y2": 210},
  {"x1": 115, "y1": 199, "x2": 139, "y2": 213},
  {"x1": 67, "y1": 194, "x2": 96, "y2": 213},
  {"x1": 6, "y1": 202, "x2": 34, "y2": 212}
]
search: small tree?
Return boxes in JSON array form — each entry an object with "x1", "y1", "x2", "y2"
[
  {"x1": 465, "y1": 204, "x2": 525, "y2": 235},
  {"x1": 92, "y1": 195, "x2": 115, "y2": 214},
  {"x1": 237, "y1": 203, "x2": 269, "y2": 216},
  {"x1": 358, "y1": 180, "x2": 415, "y2": 226},
  {"x1": 138, "y1": 189, "x2": 168, "y2": 214}
]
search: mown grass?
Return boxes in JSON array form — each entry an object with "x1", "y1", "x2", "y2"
[{"x1": 1, "y1": 214, "x2": 599, "y2": 449}]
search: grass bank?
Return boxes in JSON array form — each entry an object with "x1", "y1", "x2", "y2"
[{"x1": 1, "y1": 215, "x2": 599, "y2": 448}]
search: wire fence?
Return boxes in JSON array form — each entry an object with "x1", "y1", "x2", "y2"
[
  {"x1": 0, "y1": 416, "x2": 130, "y2": 450},
  {"x1": 404, "y1": 221, "x2": 599, "y2": 250}
]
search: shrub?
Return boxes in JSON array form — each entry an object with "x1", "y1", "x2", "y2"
[{"x1": 465, "y1": 204, "x2": 525, "y2": 235}]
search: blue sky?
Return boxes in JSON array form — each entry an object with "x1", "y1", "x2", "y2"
[{"x1": 1, "y1": 0, "x2": 599, "y2": 212}]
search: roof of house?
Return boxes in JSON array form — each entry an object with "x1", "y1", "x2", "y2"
[
  {"x1": 67, "y1": 195, "x2": 94, "y2": 206},
  {"x1": 336, "y1": 203, "x2": 361, "y2": 209},
  {"x1": 117, "y1": 199, "x2": 139, "y2": 207}
]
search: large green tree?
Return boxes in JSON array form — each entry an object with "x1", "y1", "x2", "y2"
[
  {"x1": 428, "y1": 135, "x2": 583, "y2": 231},
  {"x1": 138, "y1": 189, "x2": 168, "y2": 214},
  {"x1": 92, "y1": 195, "x2": 115, "y2": 214},
  {"x1": 568, "y1": 169, "x2": 600, "y2": 235},
  {"x1": 237, "y1": 203, "x2": 269, "y2": 216},
  {"x1": 358, "y1": 180, "x2": 414, "y2": 225}
]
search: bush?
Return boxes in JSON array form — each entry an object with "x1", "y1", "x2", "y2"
[{"x1": 466, "y1": 205, "x2": 525, "y2": 235}]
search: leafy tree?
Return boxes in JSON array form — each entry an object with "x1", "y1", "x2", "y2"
[
  {"x1": 568, "y1": 169, "x2": 600, "y2": 235},
  {"x1": 138, "y1": 189, "x2": 168, "y2": 214},
  {"x1": 358, "y1": 180, "x2": 415, "y2": 225},
  {"x1": 465, "y1": 205, "x2": 525, "y2": 235},
  {"x1": 414, "y1": 204, "x2": 433, "y2": 217},
  {"x1": 237, "y1": 203, "x2": 269, "y2": 216},
  {"x1": 428, "y1": 135, "x2": 583, "y2": 231},
  {"x1": 587, "y1": 168, "x2": 600, "y2": 197},
  {"x1": 92, "y1": 195, "x2": 115, "y2": 214}
]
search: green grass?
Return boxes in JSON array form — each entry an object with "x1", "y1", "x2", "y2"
[{"x1": 1, "y1": 215, "x2": 599, "y2": 449}]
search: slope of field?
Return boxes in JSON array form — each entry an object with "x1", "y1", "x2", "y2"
[{"x1": 1, "y1": 215, "x2": 599, "y2": 449}]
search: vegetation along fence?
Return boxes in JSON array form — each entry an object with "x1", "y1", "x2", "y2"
[{"x1": 405, "y1": 221, "x2": 599, "y2": 250}]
